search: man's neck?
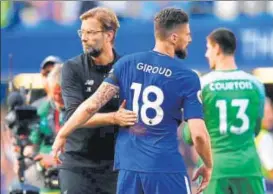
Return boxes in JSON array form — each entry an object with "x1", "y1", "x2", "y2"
[
  {"x1": 92, "y1": 47, "x2": 115, "y2": 66},
  {"x1": 215, "y1": 55, "x2": 237, "y2": 71},
  {"x1": 153, "y1": 41, "x2": 175, "y2": 58}
]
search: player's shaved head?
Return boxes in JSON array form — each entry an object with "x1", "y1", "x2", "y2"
[
  {"x1": 207, "y1": 28, "x2": 236, "y2": 55},
  {"x1": 154, "y1": 8, "x2": 189, "y2": 40}
]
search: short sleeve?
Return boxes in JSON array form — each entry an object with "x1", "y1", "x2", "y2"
[
  {"x1": 182, "y1": 72, "x2": 204, "y2": 121},
  {"x1": 61, "y1": 60, "x2": 85, "y2": 120},
  {"x1": 104, "y1": 57, "x2": 127, "y2": 87}
]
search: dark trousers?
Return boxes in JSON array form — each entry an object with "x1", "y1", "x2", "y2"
[{"x1": 59, "y1": 167, "x2": 118, "y2": 194}]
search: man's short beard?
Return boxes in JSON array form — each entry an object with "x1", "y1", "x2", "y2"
[
  {"x1": 175, "y1": 49, "x2": 187, "y2": 59},
  {"x1": 87, "y1": 47, "x2": 102, "y2": 58}
]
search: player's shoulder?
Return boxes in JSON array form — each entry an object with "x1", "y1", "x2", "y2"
[
  {"x1": 242, "y1": 71, "x2": 262, "y2": 84},
  {"x1": 63, "y1": 53, "x2": 85, "y2": 69},
  {"x1": 243, "y1": 72, "x2": 265, "y2": 92},
  {"x1": 114, "y1": 51, "x2": 154, "y2": 67},
  {"x1": 175, "y1": 62, "x2": 200, "y2": 79},
  {"x1": 200, "y1": 71, "x2": 220, "y2": 87},
  {"x1": 183, "y1": 68, "x2": 200, "y2": 79},
  {"x1": 200, "y1": 70, "x2": 262, "y2": 88},
  {"x1": 234, "y1": 70, "x2": 264, "y2": 88}
]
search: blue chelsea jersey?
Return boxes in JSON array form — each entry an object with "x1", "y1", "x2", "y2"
[{"x1": 105, "y1": 51, "x2": 203, "y2": 172}]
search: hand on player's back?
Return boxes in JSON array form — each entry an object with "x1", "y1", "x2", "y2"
[
  {"x1": 192, "y1": 165, "x2": 212, "y2": 194},
  {"x1": 114, "y1": 100, "x2": 146, "y2": 135},
  {"x1": 114, "y1": 100, "x2": 138, "y2": 127}
]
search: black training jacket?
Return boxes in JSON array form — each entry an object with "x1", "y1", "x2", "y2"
[{"x1": 60, "y1": 51, "x2": 120, "y2": 168}]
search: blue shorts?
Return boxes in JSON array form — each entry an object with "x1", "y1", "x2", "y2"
[{"x1": 117, "y1": 170, "x2": 192, "y2": 194}]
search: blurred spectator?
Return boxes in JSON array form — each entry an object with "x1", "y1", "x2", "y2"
[
  {"x1": 31, "y1": 56, "x2": 62, "y2": 108},
  {"x1": 267, "y1": 1, "x2": 273, "y2": 16},
  {"x1": 99, "y1": 1, "x2": 142, "y2": 19},
  {"x1": 2, "y1": 1, "x2": 272, "y2": 27},
  {"x1": 27, "y1": 1, "x2": 55, "y2": 20},
  {"x1": 214, "y1": 1, "x2": 270, "y2": 21},
  {"x1": 98, "y1": 1, "x2": 127, "y2": 17},
  {"x1": 47, "y1": 64, "x2": 64, "y2": 112},
  {"x1": 1, "y1": 1, "x2": 30, "y2": 29},
  {"x1": 18, "y1": 1, "x2": 81, "y2": 26},
  {"x1": 1, "y1": 1, "x2": 12, "y2": 28},
  {"x1": 23, "y1": 64, "x2": 64, "y2": 188},
  {"x1": 54, "y1": 1, "x2": 81, "y2": 25},
  {"x1": 19, "y1": 56, "x2": 62, "y2": 187},
  {"x1": 79, "y1": 1, "x2": 98, "y2": 16},
  {"x1": 214, "y1": 1, "x2": 239, "y2": 21},
  {"x1": 139, "y1": 1, "x2": 191, "y2": 20},
  {"x1": 29, "y1": 63, "x2": 64, "y2": 155},
  {"x1": 190, "y1": 1, "x2": 214, "y2": 15},
  {"x1": 240, "y1": 1, "x2": 266, "y2": 17}
]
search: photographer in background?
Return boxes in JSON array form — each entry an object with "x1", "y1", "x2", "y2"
[
  {"x1": 30, "y1": 64, "x2": 64, "y2": 155},
  {"x1": 4, "y1": 91, "x2": 40, "y2": 193},
  {"x1": 24, "y1": 64, "x2": 64, "y2": 188}
]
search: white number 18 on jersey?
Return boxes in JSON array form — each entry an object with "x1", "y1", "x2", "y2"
[{"x1": 131, "y1": 82, "x2": 164, "y2": 126}]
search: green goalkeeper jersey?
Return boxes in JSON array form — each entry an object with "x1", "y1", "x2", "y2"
[{"x1": 195, "y1": 70, "x2": 265, "y2": 179}]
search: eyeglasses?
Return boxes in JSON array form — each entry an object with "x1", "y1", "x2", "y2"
[{"x1": 77, "y1": 29, "x2": 104, "y2": 38}]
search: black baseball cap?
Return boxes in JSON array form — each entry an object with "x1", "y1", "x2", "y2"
[{"x1": 40, "y1": 56, "x2": 62, "y2": 69}]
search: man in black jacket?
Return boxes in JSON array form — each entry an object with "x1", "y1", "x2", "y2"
[{"x1": 59, "y1": 7, "x2": 137, "y2": 194}]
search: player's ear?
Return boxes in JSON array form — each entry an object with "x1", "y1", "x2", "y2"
[
  {"x1": 170, "y1": 33, "x2": 178, "y2": 45},
  {"x1": 106, "y1": 30, "x2": 114, "y2": 43},
  {"x1": 215, "y1": 43, "x2": 221, "y2": 56}
]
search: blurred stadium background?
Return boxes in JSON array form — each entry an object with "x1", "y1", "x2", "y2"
[{"x1": 1, "y1": 1, "x2": 273, "y2": 193}]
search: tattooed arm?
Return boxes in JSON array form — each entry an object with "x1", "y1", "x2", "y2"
[{"x1": 57, "y1": 82, "x2": 119, "y2": 138}]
